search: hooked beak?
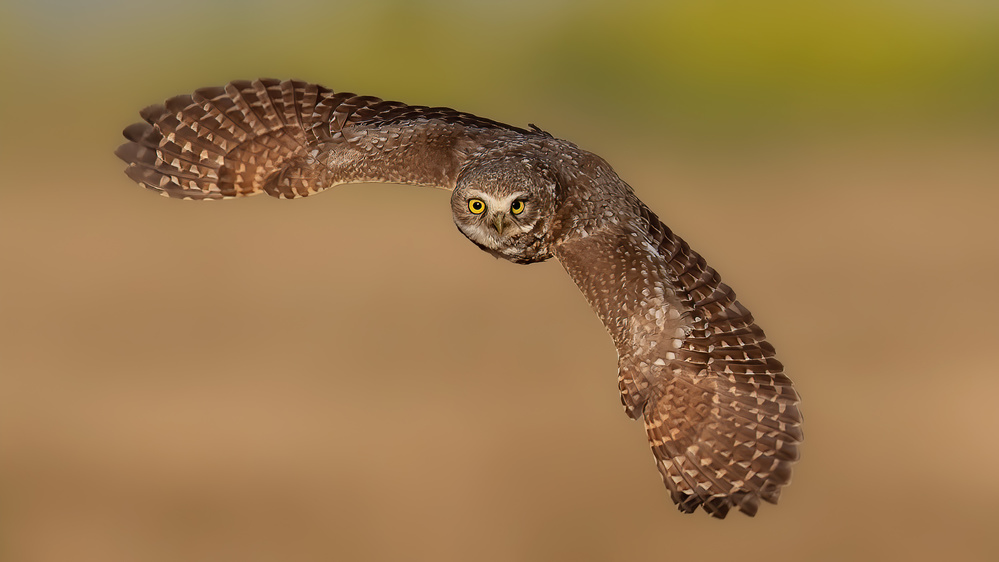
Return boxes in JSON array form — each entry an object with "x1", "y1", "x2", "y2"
[{"x1": 492, "y1": 213, "x2": 506, "y2": 236}]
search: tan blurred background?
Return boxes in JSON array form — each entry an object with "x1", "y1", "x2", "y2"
[{"x1": 2, "y1": 1, "x2": 998, "y2": 560}]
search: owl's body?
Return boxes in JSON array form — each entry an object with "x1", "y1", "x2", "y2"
[{"x1": 117, "y1": 79, "x2": 802, "y2": 518}]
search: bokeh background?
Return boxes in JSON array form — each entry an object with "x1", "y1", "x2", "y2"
[{"x1": 2, "y1": 1, "x2": 998, "y2": 560}]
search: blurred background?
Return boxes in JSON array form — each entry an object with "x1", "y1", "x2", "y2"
[{"x1": 1, "y1": 1, "x2": 998, "y2": 560}]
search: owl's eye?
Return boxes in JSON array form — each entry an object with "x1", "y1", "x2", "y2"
[
  {"x1": 510, "y1": 199, "x2": 526, "y2": 215},
  {"x1": 468, "y1": 199, "x2": 486, "y2": 214}
]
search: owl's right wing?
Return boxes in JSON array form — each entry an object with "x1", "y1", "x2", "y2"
[
  {"x1": 554, "y1": 200, "x2": 802, "y2": 518},
  {"x1": 116, "y1": 78, "x2": 530, "y2": 200}
]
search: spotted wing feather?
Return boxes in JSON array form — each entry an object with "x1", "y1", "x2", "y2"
[
  {"x1": 116, "y1": 79, "x2": 530, "y2": 200},
  {"x1": 555, "y1": 196, "x2": 802, "y2": 518}
]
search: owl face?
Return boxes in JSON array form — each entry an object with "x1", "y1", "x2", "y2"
[{"x1": 451, "y1": 162, "x2": 557, "y2": 264}]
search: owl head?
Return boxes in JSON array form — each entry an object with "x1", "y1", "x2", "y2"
[{"x1": 451, "y1": 158, "x2": 559, "y2": 264}]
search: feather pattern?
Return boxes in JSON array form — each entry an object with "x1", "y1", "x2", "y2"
[
  {"x1": 555, "y1": 198, "x2": 802, "y2": 518},
  {"x1": 116, "y1": 78, "x2": 529, "y2": 200}
]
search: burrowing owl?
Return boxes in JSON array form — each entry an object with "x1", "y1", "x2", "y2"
[{"x1": 116, "y1": 79, "x2": 802, "y2": 518}]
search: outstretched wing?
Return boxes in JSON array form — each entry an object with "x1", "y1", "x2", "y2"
[
  {"x1": 116, "y1": 78, "x2": 530, "y2": 200},
  {"x1": 555, "y1": 195, "x2": 802, "y2": 519}
]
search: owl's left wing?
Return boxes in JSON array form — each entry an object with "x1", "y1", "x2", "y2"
[
  {"x1": 554, "y1": 199, "x2": 802, "y2": 518},
  {"x1": 116, "y1": 78, "x2": 530, "y2": 200}
]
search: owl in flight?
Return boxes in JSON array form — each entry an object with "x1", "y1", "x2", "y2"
[{"x1": 117, "y1": 79, "x2": 802, "y2": 518}]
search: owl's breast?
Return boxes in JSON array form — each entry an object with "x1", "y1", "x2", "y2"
[{"x1": 463, "y1": 228, "x2": 554, "y2": 265}]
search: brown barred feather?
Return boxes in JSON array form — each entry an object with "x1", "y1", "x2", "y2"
[
  {"x1": 556, "y1": 201, "x2": 802, "y2": 518},
  {"x1": 116, "y1": 78, "x2": 529, "y2": 200}
]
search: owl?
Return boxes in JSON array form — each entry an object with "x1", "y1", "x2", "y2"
[{"x1": 116, "y1": 79, "x2": 802, "y2": 518}]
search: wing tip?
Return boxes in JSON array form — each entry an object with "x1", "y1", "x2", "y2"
[{"x1": 671, "y1": 487, "x2": 782, "y2": 519}]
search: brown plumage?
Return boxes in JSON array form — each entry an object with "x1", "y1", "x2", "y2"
[{"x1": 117, "y1": 78, "x2": 802, "y2": 518}]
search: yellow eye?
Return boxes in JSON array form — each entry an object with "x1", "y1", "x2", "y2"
[
  {"x1": 510, "y1": 199, "x2": 526, "y2": 215},
  {"x1": 468, "y1": 198, "x2": 486, "y2": 214}
]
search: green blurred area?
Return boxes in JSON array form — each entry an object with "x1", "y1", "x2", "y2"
[
  {"x1": 556, "y1": 1, "x2": 999, "y2": 129},
  {"x1": 1, "y1": 0, "x2": 997, "y2": 152}
]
